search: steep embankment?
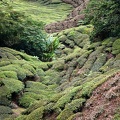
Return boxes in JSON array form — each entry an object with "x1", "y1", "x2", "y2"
[
  {"x1": 75, "y1": 72, "x2": 120, "y2": 120},
  {"x1": 45, "y1": 0, "x2": 89, "y2": 33},
  {"x1": 0, "y1": 25, "x2": 120, "y2": 120}
]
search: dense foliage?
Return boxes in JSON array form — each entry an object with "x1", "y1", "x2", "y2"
[
  {"x1": 18, "y1": 33, "x2": 59, "y2": 61},
  {"x1": 0, "y1": 1, "x2": 25, "y2": 46},
  {"x1": 0, "y1": 1, "x2": 59, "y2": 61},
  {"x1": 85, "y1": 0, "x2": 120, "y2": 40}
]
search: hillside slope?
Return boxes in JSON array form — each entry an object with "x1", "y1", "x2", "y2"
[
  {"x1": 0, "y1": 25, "x2": 120, "y2": 120},
  {"x1": 12, "y1": 0, "x2": 72, "y2": 24},
  {"x1": 10, "y1": 0, "x2": 90, "y2": 33},
  {"x1": 45, "y1": 0, "x2": 89, "y2": 33}
]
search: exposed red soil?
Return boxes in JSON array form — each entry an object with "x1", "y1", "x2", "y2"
[
  {"x1": 75, "y1": 72, "x2": 120, "y2": 120},
  {"x1": 43, "y1": 112, "x2": 58, "y2": 120},
  {"x1": 45, "y1": 0, "x2": 89, "y2": 33},
  {"x1": 61, "y1": 0, "x2": 85, "y2": 7},
  {"x1": 63, "y1": 0, "x2": 90, "y2": 8}
]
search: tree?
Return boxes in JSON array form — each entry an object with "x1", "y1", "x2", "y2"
[
  {"x1": 85, "y1": 0, "x2": 120, "y2": 40},
  {"x1": 0, "y1": 1, "x2": 59, "y2": 61}
]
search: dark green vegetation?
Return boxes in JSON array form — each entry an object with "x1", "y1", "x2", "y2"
[
  {"x1": 0, "y1": 0, "x2": 120, "y2": 120},
  {"x1": 0, "y1": 1, "x2": 59, "y2": 61},
  {"x1": 85, "y1": 0, "x2": 120, "y2": 40}
]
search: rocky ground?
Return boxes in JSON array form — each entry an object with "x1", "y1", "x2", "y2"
[{"x1": 0, "y1": 25, "x2": 120, "y2": 120}]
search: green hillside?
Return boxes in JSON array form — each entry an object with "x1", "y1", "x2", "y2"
[
  {"x1": 11, "y1": 0, "x2": 72, "y2": 24},
  {"x1": 0, "y1": 0, "x2": 120, "y2": 120},
  {"x1": 0, "y1": 25, "x2": 120, "y2": 120}
]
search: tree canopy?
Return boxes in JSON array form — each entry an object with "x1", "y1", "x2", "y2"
[
  {"x1": 85, "y1": 0, "x2": 120, "y2": 40},
  {"x1": 0, "y1": 1, "x2": 59, "y2": 61}
]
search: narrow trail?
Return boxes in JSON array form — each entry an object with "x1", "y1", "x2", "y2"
[{"x1": 12, "y1": 107, "x2": 25, "y2": 117}]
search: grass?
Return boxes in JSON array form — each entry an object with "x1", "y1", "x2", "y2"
[{"x1": 12, "y1": 0, "x2": 72, "y2": 24}]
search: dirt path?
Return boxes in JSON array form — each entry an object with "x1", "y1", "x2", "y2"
[{"x1": 12, "y1": 107, "x2": 25, "y2": 116}]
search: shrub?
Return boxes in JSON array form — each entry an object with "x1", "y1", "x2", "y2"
[
  {"x1": 0, "y1": 105, "x2": 12, "y2": 114},
  {"x1": 24, "y1": 100, "x2": 47, "y2": 114},
  {"x1": 2, "y1": 78, "x2": 24, "y2": 93},
  {"x1": 15, "y1": 26, "x2": 59, "y2": 61},
  {"x1": 25, "y1": 107, "x2": 44, "y2": 120},
  {"x1": 0, "y1": 1, "x2": 59, "y2": 61},
  {"x1": 0, "y1": 1, "x2": 30, "y2": 46},
  {"x1": 56, "y1": 98, "x2": 85, "y2": 120},
  {"x1": 0, "y1": 71, "x2": 17, "y2": 79},
  {"x1": 53, "y1": 86, "x2": 82, "y2": 109},
  {"x1": 19, "y1": 95, "x2": 37, "y2": 108},
  {"x1": 112, "y1": 39, "x2": 120, "y2": 55},
  {"x1": 85, "y1": 0, "x2": 120, "y2": 40}
]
